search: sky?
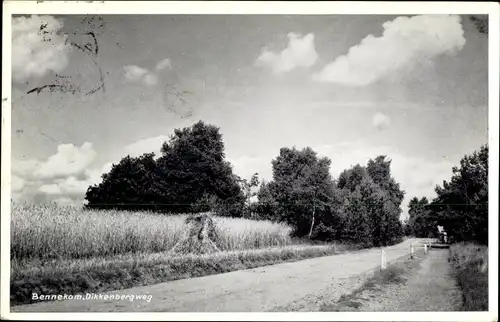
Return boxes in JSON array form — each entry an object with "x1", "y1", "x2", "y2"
[{"x1": 10, "y1": 14, "x2": 488, "y2": 218}]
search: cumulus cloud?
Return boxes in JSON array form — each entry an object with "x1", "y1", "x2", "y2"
[
  {"x1": 313, "y1": 15, "x2": 466, "y2": 86},
  {"x1": 155, "y1": 58, "x2": 172, "y2": 71},
  {"x1": 35, "y1": 142, "x2": 97, "y2": 179},
  {"x1": 124, "y1": 65, "x2": 149, "y2": 80},
  {"x1": 124, "y1": 58, "x2": 172, "y2": 87},
  {"x1": 123, "y1": 65, "x2": 158, "y2": 86},
  {"x1": 11, "y1": 142, "x2": 100, "y2": 204},
  {"x1": 256, "y1": 32, "x2": 318, "y2": 74},
  {"x1": 12, "y1": 15, "x2": 71, "y2": 83},
  {"x1": 372, "y1": 112, "x2": 391, "y2": 130}
]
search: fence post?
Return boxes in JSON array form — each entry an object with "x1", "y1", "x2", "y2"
[
  {"x1": 381, "y1": 249, "x2": 387, "y2": 270},
  {"x1": 409, "y1": 243, "x2": 414, "y2": 259}
]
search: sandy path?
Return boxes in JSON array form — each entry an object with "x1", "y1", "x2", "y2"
[
  {"x1": 324, "y1": 248, "x2": 462, "y2": 312},
  {"x1": 355, "y1": 248, "x2": 462, "y2": 311},
  {"x1": 12, "y1": 239, "x2": 419, "y2": 312}
]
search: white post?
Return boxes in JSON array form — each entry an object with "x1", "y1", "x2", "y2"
[
  {"x1": 424, "y1": 244, "x2": 428, "y2": 254},
  {"x1": 410, "y1": 243, "x2": 414, "y2": 259},
  {"x1": 381, "y1": 249, "x2": 387, "y2": 270}
]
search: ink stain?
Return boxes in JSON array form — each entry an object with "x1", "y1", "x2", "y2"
[{"x1": 28, "y1": 16, "x2": 106, "y2": 96}]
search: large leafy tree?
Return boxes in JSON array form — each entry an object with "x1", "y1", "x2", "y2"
[
  {"x1": 431, "y1": 144, "x2": 488, "y2": 244},
  {"x1": 336, "y1": 156, "x2": 404, "y2": 246},
  {"x1": 85, "y1": 121, "x2": 245, "y2": 216},
  {"x1": 265, "y1": 147, "x2": 335, "y2": 237},
  {"x1": 154, "y1": 121, "x2": 244, "y2": 215},
  {"x1": 85, "y1": 153, "x2": 158, "y2": 210}
]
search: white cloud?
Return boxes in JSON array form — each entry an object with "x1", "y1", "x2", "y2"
[
  {"x1": 12, "y1": 15, "x2": 71, "y2": 83},
  {"x1": 372, "y1": 112, "x2": 391, "y2": 130},
  {"x1": 124, "y1": 65, "x2": 158, "y2": 87},
  {"x1": 124, "y1": 58, "x2": 171, "y2": 86},
  {"x1": 123, "y1": 135, "x2": 169, "y2": 158},
  {"x1": 35, "y1": 142, "x2": 97, "y2": 179},
  {"x1": 314, "y1": 15, "x2": 466, "y2": 86},
  {"x1": 155, "y1": 58, "x2": 172, "y2": 71},
  {"x1": 124, "y1": 65, "x2": 150, "y2": 81},
  {"x1": 256, "y1": 32, "x2": 318, "y2": 74}
]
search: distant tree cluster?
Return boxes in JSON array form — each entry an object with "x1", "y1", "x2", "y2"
[
  {"x1": 86, "y1": 121, "x2": 406, "y2": 245},
  {"x1": 404, "y1": 197, "x2": 437, "y2": 238},
  {"x1": 250, "y1": 150, "x2": 405, "y2": 246},
  {"x1": 404, "y1": 145, "x2": 488, "y2": 245}
]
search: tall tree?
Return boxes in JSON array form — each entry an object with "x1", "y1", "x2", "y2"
[
  {"x1": 86, "y1": 121, "x2": 245, "y2": 216},
  {"x1": 336, "y1": 156, "x2": 405, "y2": 246},
  {"x1": 431, "y1": 145, "x2": 488, "y2": 244},
  {"x1": 85, "y1": 153, "x2": 158, "y2": 210},
  {"x1": 267, "y1": 147, "x2": 335, "y2": 237}
]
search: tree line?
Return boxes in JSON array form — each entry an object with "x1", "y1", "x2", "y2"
[
  {"x1": 403, "y1": 144, "x2": 488, "y2": 245},
  {"x1": 85, "y1": 121, "x2": 487, "y2": 246}
]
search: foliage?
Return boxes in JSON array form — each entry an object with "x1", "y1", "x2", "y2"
[
  {"x1": 85, "y1": 121, "x2": 245, "y2": 216},
  {"x1": 406, "y1": 145, "x2": 488, "y2": 244},
  {"x1": 258, "y1": 147, "x2": 335, "y2": 237},
  {"x1": 253, "y1": 148, "x2": 405, "y2": 245},
  {"x1": 406, "y1": 197, "x2": 438, "y2": 238},
  {"x1": 336, "y1": 156, "x2": 405, "y2": 246},
  {"x1": 430, "y1": 145, "x2": 488, "y2": 244}
]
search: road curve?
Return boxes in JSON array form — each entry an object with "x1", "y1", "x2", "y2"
[{"x1": 12, "y1": 238, "x2": 422, "y2": 312}]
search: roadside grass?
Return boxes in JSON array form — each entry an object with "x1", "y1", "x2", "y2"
[
  {"x1": 11, "y1": 244, "x2": 340, "y2": 306},
  {"x1": 320, "y1": 250, "x2": 425, "y2": 311},
  {"x1": 449, "y1": 243, "x2": 488, "y2": 311}
]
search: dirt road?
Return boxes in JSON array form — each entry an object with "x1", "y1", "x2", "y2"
[
  {"x1": 322, "y1": 248, "x2": 462, "y2": 311},
  {"x1": 12, "y1": 239, "x2": 421, "y2": 312}
]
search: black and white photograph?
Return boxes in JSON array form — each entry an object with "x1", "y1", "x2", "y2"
[{"x1": 1, "y1": 1, "x2": 498, "y2": 320}]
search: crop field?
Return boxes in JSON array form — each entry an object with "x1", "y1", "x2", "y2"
[
  {"x1": 11, "y1": 203, "x2": 294, "y2": 261},
  {"x1": 10, "y1": 203, "x2": 339, "y2": 305}
]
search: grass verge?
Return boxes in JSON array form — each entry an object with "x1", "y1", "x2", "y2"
[
  {"x1": 448, "y1": 243, "x2": 488, "y2": 311},
  {"x1": 11, "y1": 244, "x2": 339, "y2": 306},
  {"x1": 320, "y1": 250, "x2": 425, "y2": 311}
]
